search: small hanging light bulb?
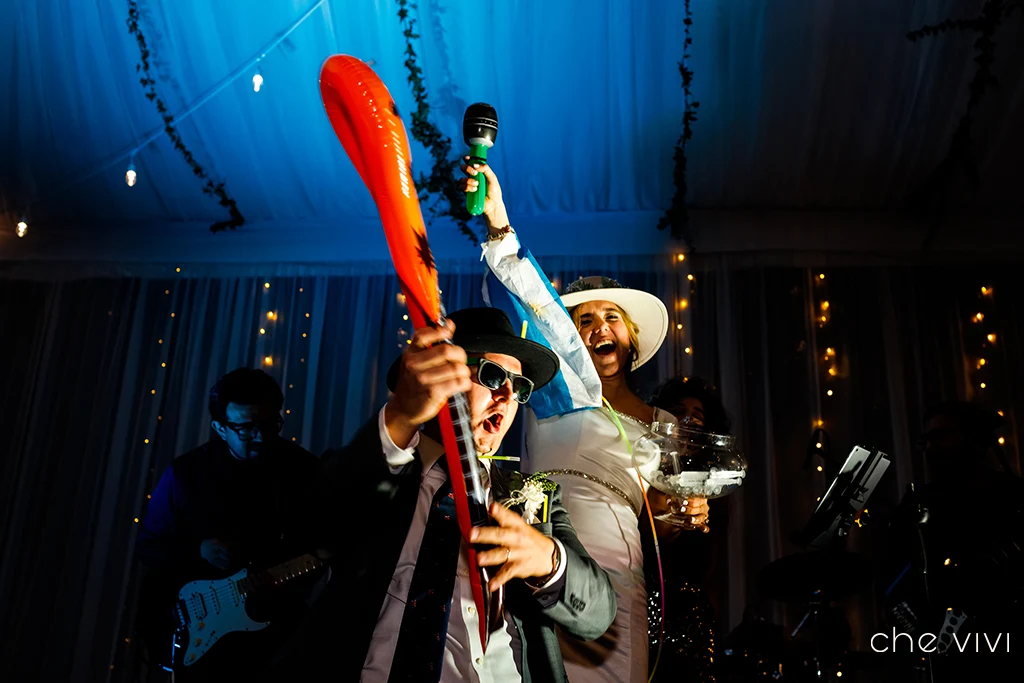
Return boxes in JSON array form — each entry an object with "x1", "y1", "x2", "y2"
[
  {"x1": 126, "y1": 155, "x2": 137, "y2": 187},
  {"x1": 16, "y1": 218, "x2": 28, "y2": 238},
  {"x1": 253, "y1": 60, "x2": 264, "y2": 92}
]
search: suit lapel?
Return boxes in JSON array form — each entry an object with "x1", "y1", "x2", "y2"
[{"x1": 488, "y1": 464, "x2": 513, "y2": 506}]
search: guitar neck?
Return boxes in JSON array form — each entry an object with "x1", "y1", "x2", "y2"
[
  {"x1": 446, "y1": 391, "x2": 491, "y2": 525},
  {"x1": 235, "y1": 553, "x2": 324, "y2": 597}
]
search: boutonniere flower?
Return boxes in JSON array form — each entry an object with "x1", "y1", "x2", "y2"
[{"x1": 505, "y1": 473, "x2": 557, "y2": 524}]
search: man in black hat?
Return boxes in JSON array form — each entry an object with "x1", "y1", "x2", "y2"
[{"x1": 284, "y1": 308, "x2": 616, "y2": 682}]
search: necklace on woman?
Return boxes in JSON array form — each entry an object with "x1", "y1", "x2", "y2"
[{"x1": 606, "y1": 403, "x2": 656, "y2": 429}]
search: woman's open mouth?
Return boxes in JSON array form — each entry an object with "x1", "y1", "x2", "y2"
[{"x1": 592, "y1": 340, "x2": 617, "y2": 357}]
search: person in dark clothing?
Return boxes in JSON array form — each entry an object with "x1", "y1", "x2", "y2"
[
  {"x1": 134, "y1": 368, "x2": 322, "y2": 681},
  {"x1": 275, "y1": 308, "x2": 616, "y2": 682},
  {"x1": 644, "y1": 376, "x2": 731, "y2": 683},
  {"x1": 883, "y1": 400, "x2": 1024, "y2": 681}
]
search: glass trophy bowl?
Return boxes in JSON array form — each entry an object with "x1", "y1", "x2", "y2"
[{"x1": 633, "y1": 421, "x2": 748, "y2": 527}]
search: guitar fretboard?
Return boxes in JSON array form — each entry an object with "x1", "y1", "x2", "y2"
[
  {"x1": 235, "y1": 554, "x2": 324, "y2": 597},
  {"x1": 447, "y1": 388, "x2": 490, "y2": 526}
]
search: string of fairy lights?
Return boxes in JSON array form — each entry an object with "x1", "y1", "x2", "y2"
[
  {"x1": 969, "y1": 283, "x2": 1009, "y2": 449},
  {"x1": 673, "y1": 252, "x2": 694, "y2": 372}
]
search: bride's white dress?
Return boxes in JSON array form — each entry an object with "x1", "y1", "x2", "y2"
[{"x1": 481, "y1": 233, "x2": 671, "y2": 682}]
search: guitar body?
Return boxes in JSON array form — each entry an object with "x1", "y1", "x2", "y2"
[
  {"x1": 144, "y1": 554, "x2": 324, "y2": 671},
  {"x1": 173, "y1": 567, "x2": 270, "y2": 667}
]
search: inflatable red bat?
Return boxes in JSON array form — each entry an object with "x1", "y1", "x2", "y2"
[{"x1": 319, "y1": 54, "x2": 500, "y2": 652}]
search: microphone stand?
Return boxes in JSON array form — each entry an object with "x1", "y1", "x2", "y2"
[{"x1": 907, "y1": 484, "x2": 935, "y2": 683}]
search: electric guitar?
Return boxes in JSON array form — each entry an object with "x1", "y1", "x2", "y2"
[{"x1": 158, "y1": 553, "x2": 325, "y2": 670}]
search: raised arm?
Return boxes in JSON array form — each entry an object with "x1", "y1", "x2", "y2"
[{"x1": 460, "y1": 160, "x2": 602, "y2": 419}]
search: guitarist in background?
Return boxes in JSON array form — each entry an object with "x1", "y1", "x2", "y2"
[
  {"x1": 135, "y1": 368, "x2": 322, "y2": 681},
  {"x1": 279, "y1": 308, "x2": 617, "y2": 682}
]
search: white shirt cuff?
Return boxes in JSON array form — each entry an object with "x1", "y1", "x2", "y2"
[
  {"x1": 378, "y1": 404, "x2": 420, "y2": 473},
  {"x1": 479, "y1": 230, "x2": 521, "y2": 263},
  {"x1": 531, "y1": 538, "x2": 568, "y2": 593}
]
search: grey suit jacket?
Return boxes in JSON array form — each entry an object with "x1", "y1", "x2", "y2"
[{"x1": 279, "y1": 415, "x2": 616, "y2": 682}]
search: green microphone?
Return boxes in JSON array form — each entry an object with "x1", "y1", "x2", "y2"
[{"x1": 463, "y1": 103, "x2": 498, "y2": 216}]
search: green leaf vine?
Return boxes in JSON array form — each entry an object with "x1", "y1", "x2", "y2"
[
  {"x1": 126, "y1": 0, "x2": 244, "y2": 233},
  {"x1": 907, "y1": 0, "x2": 1022, "y2": 232},
  {"x1": 396, "y1": 0, "x2": 481, "y2": 245},
  {"x1": 657, "y1": 0, "x2": 700, "y2": 247}
]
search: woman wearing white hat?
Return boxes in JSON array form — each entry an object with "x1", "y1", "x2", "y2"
[{"x1": 461, "y1": 160, "x2": 709, "y2": 682}]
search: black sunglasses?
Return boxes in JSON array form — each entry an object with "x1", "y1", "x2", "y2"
[
  {"x1": 220, "y1": 415, "x2": 284, "y2": 441},
  {"x1": 466, "y1": 357, "x2": 534, "y2": 404}
]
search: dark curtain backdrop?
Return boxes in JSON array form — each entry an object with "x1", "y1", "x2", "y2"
[{"x1": 1, "y1": 257, "x2": 1021, "y2": 682}]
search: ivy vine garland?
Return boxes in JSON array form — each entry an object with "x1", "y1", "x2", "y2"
[
  {"x1": 657, "y1": 0, "x2": 700, "y2": 247},
  {"x1": 126, "y1": 0, "x2": 244, "y2": 233},
  {"x1": 907, "y1": 0, "x2": 1022, "y2": 228},
  {"x1": 396, "y1": 0, "x2": 481, "y2": 245}
]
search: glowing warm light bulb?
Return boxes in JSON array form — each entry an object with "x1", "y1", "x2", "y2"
[
  {"x1": 16, "y1": 221, "x2": 28, "y2": 238},
  {"x1": 175, "y1": 267, "x2": 181, "y2": 273},
  {"x1": 816, "y1": 419, "x2": 824, "y2": 427},
  {"x1": 981, "y1": 286, "x2": 990, "y2": 295},
  {"x1": 403, "y1": 314, "x2": 409, "y2": 321},
  {"x1": 267, "y1": 311, "x2": 277, "y2": 320},
  {"x1": 134, "y1": 518, "x2": 139, "y2": 523},
  {"x1": 943, "y1": 558, "x2": 950, "y2": 566},
  {"x1": 684, "y1": 347, "x2": 692, "y2": 354},
  {"x1": 144, "y1": 438, "x2": 150, "y2": 444},
  {"x1": 974, "y1": 312, "x2": 984, "y2": 322},
  {"x1": 828, "y1": 366, "x2": 837, "y2": 376},
  {"x1": 253, "y1": 72, "x2": 264, "y2": 92},
  {"x1": 676, "y1": 253, "x2": 686, "y2": 262},
  {"x1": 998, "y1": 437, "x2": 1006, "y2": 445},
  {"x1": 816, "y1": 465, "x2": 823, "y2": 472},
  {"x1": 980, "y1": 382, "x2": 987, "y2": 389},
  {"x1": 259, "y1": 328, "x2": 266, "y2": 335},
  {"x1": 687, "y1": 274, "x2": 695, "y2": 282},
  {"x1": 998, "y1": 410, "x2": 1004, "y2": 416},
  {"x1": 821, "y1": 301, "x2": 830, "y2": 310},
  {"x1": 679, "y1": 298, "x2": 689, "y2": 310},
  {"x1": 987, "y1": 333, "x2": 996, "y2": 343},
  {"x1": 305, "y1": 313, "x2": 310, "y2": 318},
  {"x1": 826, "y1": 347, "x2": 835, "y2": 356},
  {"x1": 302, "y1": 333, "x2": 307, "y2": 338},
  {"x1": 978, "y1": 358, "x2": 987, "y2": 367},
  {"x1": 818, "y1": 273, "x2": 825, "y2": 280},
  {"x1": 827, "y1": 390, "x2": 833, "y2": 396},
  {"x1": 815, "y1": 442, "x2": 822, "y2": 449},
  {"x1": 820, "y1": 315, "x2": 827, "y2": 323},
  {"x1": 264, "y1": 282, "x2": 271, "y2": 289},
  {"x1": 676, "y1": 323, "x2": 683, "y2": 330},
  {"x1": 263, "y1": 356, "x2": 273, "y2": 366},
  {"x1": 126, "y1": 162, "x2": 137, "y2": 187}
]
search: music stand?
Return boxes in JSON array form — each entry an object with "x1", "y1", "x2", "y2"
[
  {"x1": 794, "y1": 445, "x2": 891, "y2": 551},
  {"x1": 789, "y1": 446, "x2": 890, "y2": 679}
]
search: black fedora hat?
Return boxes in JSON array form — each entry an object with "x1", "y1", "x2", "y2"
[{"x1": 387, "y1": 308, "x2": 559, "y2": 393}]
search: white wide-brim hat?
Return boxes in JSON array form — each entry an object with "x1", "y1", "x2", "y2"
[{"x1": 560, "y1": 276, "x2": 669, "y2": 370}]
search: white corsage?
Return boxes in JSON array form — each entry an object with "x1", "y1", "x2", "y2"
[
  {"x1": 509, "y1": 481, "x2": 547, "y2": 524},
  {"x1": 504, "y1": 472, "x2": 557, "y2": 524}
]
